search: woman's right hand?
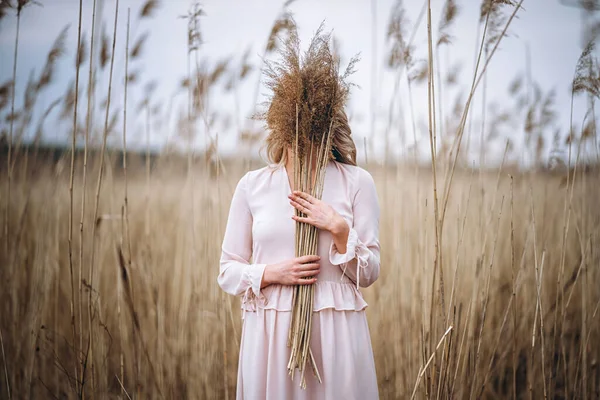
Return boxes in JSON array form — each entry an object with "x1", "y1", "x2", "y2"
[{"x1": 261, "y1": 255, "x2": 321, "y2": 288}]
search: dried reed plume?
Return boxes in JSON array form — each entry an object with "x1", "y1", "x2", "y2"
[
  {"x1": 181, "y1": 3, "x2": 204, "y2": 53},
  {"x1": 139, "y1": 0, "x2": 160, "y2": 19},
  {"x1": 260, "y1": 21, "x2": 357, "y2": 158},
  {"x1": 385, "y1": 0, "x2": 425, "y2": 161},
  {"x1": 76, "y1": 32, "x2": 88, "y2": 68},
  {"x1": 0, "y1": 2, "x2": 10, "y2": 20},
  {"x1": 100, "y1": 27, "x2": 111, "y2": 70},
  {"x1": 480, "y1": 0, "x2": 517, "y2": 52},
  {"x1": 572, "y1": 40, "x2": 599, "y2": 98},
  {"x1": 266, "y1": 12, "x2": 295, "y2": 53},
  {"x1": 0, "y1": 80, "x2": 11, "y2": 111},
  {"x1": 130, "y1": 32, "x2": 149, "y2": 59},
  {"x1": 37, "y1": 26, "x2": 69, "y2": 91},
  {"x1": 248, "y1": 3, "x2": 295, "y2": 129},
  {"x1": 386, "y1": 0, "x2": 412, "y2": 70},
  {"x1": 259, "y1": 21, "x2": 357, "y2": 389},
  {"x1": 438, "y1": 0, "x2": 459, "y2": 46}
]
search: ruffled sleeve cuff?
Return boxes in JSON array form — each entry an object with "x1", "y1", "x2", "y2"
[
  {"x1": 241, "y1": 264, "x2": 268, "y2": 313},
  {"x1": 329, "y1": 228, "x2": 371, "y2": 289},
  {"x1": 329, "y1": 227, "x2": 359, "y2": 265}
]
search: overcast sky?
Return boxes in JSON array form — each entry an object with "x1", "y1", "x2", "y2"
[{"x1": 0, "y1": 0, "x2": 593, "y2": 166}]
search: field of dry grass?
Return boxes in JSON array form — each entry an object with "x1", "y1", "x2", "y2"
[
  {"x1": 2, "y1": 0, "x2": 600, "y2": 398},
  {"x1": 0, "y1": 155, "x2": 598, "y2": 399}
]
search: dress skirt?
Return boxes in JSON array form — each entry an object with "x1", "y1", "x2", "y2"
[{"x1": 237, "y1": 308, "x2": 379, "y2": 400}]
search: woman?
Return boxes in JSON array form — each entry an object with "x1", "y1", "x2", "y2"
[
  {"x1": 217, "y1": 111, "x2": 381, "y2": 399},
  {"x1": 218, "y1": 25, "x2": 380, "y2": 399}
]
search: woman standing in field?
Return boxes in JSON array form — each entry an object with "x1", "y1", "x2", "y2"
[{"x1": 217, "y1": 26, "x2": 381, "y2": 400}]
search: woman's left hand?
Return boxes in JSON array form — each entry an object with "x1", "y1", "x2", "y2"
[
  {"x1": 289, "y1": 191, "x2": 350, "y2": 254},
  {"x1": 288, "y1": 191, "x2": 347, "y2": 235}
]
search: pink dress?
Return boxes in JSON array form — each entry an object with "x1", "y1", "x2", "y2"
[{"x1": 218, "y1": 160, "x2": 380, "y2": 400}]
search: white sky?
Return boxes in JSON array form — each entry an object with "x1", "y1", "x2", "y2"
[{"x1": 0, "y1": 0, "x2": 594, "y2": 167}]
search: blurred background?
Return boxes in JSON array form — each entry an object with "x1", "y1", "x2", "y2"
[
  {"x1": 1, "y1": 0, "x2": 598, "y2": 166},
  {"x1": 0, "y1": 0, "x2": 599, "y2": 399}
]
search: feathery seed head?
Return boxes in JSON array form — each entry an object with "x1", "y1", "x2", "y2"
[{"x1": 258, "y1": 21, "x2": 357, "y2": 159}]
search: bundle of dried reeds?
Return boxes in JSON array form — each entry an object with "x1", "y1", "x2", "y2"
[
  {"x1": 259, "y1": 21, "x2": 357, "y2": 389},
  {"x1": 285, "y1": 106, "x2": 331, "y2": 388}
]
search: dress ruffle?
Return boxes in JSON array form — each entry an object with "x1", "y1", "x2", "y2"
[{"x1": 241, "y1": 280, "x2": 368, "y2": 313}]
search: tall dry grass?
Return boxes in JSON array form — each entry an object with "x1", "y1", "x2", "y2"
[
  {"x1": 1, "y1": 0, "x2": 600, "y2": 398},
  {"x1": 0, "y1": 158, "x2": 598, "y2": 399}
]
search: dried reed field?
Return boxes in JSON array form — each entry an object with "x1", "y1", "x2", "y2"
[
  {"x1": 1, "y1": 0, "x2": 600, "y2": 398},
  {"x1": 0, "y1": 160, "x2": 598, "y2": 399}
]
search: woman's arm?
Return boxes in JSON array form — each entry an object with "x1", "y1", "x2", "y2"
[
  {"x1": 329, "y1": 216, "x2": 350, "y2": 255},
  {"x1": 218, "y1": 173, "x2": 322, "y2": 298},
  {"x1": 217, "y1": 173, "x2": 267, "y2": 298},
  {"x1": 329, "y1": 168, "x2": 380, "y2": 288},
  {"x1": 288, "y1": 168, "x2": 381, "y2": 288}
]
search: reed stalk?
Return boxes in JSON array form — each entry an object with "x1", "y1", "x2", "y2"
[
  {"x1": 146, "y1": 103, "x2": 151, "y2": 238},
  {"x1": 119, "y1": 8, "x2": 132, "y2": 398},
  {"x1": 67, "y1": 0, "x2": 84, "y2": 396},
  {"x1": 425, "y1": 0, "x2": 444, "y2": 393},
  {"x1": 215, "y1": 134, "x2": 230, "y2": 400},
  {"x1": 510, "y1": 175, "x2": 517, "y2": 400},
  {"x1": 79, "y1": 0, "x2": 97, "y2": 392},
  {"x1": 5, "y1": 0, "x2": 23, "y2": 255},
  {"x1": 87, "y1": 0, "x2": 119, "y2": 394},
  {"x1": 549, "y1": 41, "x2": 592, "y2": 396},
  {"x1": 440, "y1": 0, "x2": 524, "y2": 231},
  {"x1": 0, "y1": 327, "x2": 9, "y2": 400},
  {"x1": 410, "y1": 326, "x2": 453, "y2": 400},
  {"x1": 370, "y1": 0, "x2": 378, "y2": 163},
  {"x1": 530, "y1": 187, "x2": 548, "y2": 399}
]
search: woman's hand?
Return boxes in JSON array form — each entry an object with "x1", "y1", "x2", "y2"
[
  {"x1": 288, "y1": 191, "x2": 350, "y2": 254},
  {"x1": 261, "y1": 255, "x2": 321, "y2": 288}
]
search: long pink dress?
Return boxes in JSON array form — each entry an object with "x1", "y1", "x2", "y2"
[{"x1": 218, "y1": 160, "x2": 380, "y2": 399}]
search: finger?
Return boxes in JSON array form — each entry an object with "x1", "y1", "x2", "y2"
[
  {"x1": 298, "y1": 269, "x2": 320, "y2": 277},
  {"x1": 297, "y1": 277, "x2": 318, "y2": 285},
  {"x1": 292, "y1": 215, "x2": 313, "y2": 225},
  {"x1": 293, "y1": 191, "x2": 316, "y2": 204},
  {"x1": 290, "y1": 200, "x2": 310, "y2": 214},
  {"x1": 297, "y1": 262, "x2": 320, "y2": 271},
  {"x1": 295, "y1": 254, "x2": 321, "y2": 263},
  {"x1": 292, "y1": 195, "x2": 313, "y2": 210}
]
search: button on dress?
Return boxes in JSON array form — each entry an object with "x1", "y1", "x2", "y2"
[{"x1": 218, "y1": 160, "x2": 381, "y2": 400}]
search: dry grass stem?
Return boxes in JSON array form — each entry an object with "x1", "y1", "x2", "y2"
[
  {"x1": 410, "y1": 325, "x2": 454, "y2": 400},
  {"x1": 78, "y1": 0, "x2": 97, "y2": 392},
  {"x1": 87, "y1": 1, "x2": 119, "y2": 394},
  {"x1": 67, "y1": 0, "x2": 84, "y2": 396},
  {"x1": 0, "y1": 327, "x2": 10, "y2": 400}
]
